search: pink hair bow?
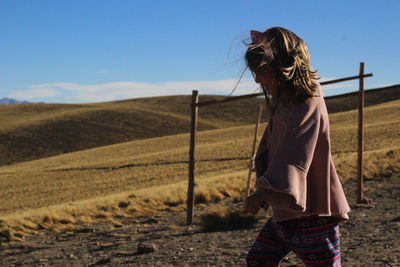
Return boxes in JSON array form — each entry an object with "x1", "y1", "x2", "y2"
[
  {"x1": 250, "y1": 30, "x2": 265, "y2": 44},
  {"x1": 250, "y1": 30, "x2": 273, "y2": 59}
]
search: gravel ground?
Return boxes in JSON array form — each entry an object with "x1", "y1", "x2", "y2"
[{"x1": 1, "y1": 174, "x2": 399, "y2": 266}]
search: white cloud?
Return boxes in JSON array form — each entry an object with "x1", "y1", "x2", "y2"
[
  {"x1": 8, "y1": 87, "x2": 59, "y2": 101},
  {"x1": 22, "y1": 78, "x2": 260, "y2": 103},
  {"x1": 11, "y1": 76, "x2": 362, "y2": 103}
]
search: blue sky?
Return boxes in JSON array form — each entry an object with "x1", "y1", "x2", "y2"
[{"x1": 1, "y1": 0, "x2": 399, "y2": 103}]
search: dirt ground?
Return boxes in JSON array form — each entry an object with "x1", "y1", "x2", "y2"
[{"x1": 1, "y1": 173, "x2": 399, "y2": 266}]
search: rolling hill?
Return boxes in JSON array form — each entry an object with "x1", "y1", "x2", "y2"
[{"x1": 0, "y1": 84, "x2": 399, "y2": 166}]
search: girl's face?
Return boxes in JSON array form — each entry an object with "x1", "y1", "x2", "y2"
[{"x1": 252, "y1": 66, "x2": 277, "y2": 96}]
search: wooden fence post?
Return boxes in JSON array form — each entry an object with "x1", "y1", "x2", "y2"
[
  {"x1": 244, "y1": 105, "x2": 262, "y2": 199},
  {"x1": 187, "y1": 90, "x2": 199, "y2": 225},
  {"x1": 357, "y1": 62, "x2": 366, "y2": 204}
]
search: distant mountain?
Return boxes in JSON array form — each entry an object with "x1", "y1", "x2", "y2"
[{"x1": 0, "y1": 97, "x2": 29, "y2": 105}]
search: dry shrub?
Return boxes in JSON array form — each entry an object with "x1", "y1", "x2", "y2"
[
  {"x1": 38, "y1": 215, "x2": 54, "y2": 229},
  {"x1": 0, "y1": 220, "x2": 11, "y2": 243},
  {"x1": 118, "y1": 201, "x2": 130, "y2": 208},
  {"x1": 162, "y1": 189, "x2": 185, "y2": 208},
  {"x1": 95, "y1": 211, "x2": 112, "y2": 220},
  {"x1": 0, "y1": 228, "x2": 27, "y2": 243},
  {"x1": 53, "y1": 214, "x2": 75, "y2": 225},
  {"x1": 195, "y1": 187, "x2": 224, "y2": 204},
  {"x1": 194, "y1": 188, "x2": 211, "y2": 204},
  {"x1": 51, "y1": 223, "x2": 77, "y2": 234},
  {"x1": 0, "y1": 229, "x2": 11, "y2": 243},
  {"x1": 22, "y1": 220, "x2": 40, "y2": 231},
  {"x1": 108, "y1": 217, "x2": 123, "y2": 228},
  {"x1": 216, "y1": 184, "x2": 241, "y2": 199},
  {"x1": 143, "y1": 197, "x2": 163, "y2": 207},
  {"x1": 362, "y1": 148, "x2": 400, "y2": 179},
  {"x1": 0, "y1": 222, "x2": 31, "y2": 243},
  {"x1": 199, "y1": 205, "x2": 258, "y2": 232},
  {"x1": 164, "y1": 199, "x2": 184, "y2": 208}
]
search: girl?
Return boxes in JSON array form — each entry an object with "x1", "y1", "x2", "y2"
[{"x1": 243, "y1": 27, "x2": 350, "y2": 266}]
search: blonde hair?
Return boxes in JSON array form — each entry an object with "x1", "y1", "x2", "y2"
[{"x1": 245, "y1": 27, "x2": 319, "y2": 107}]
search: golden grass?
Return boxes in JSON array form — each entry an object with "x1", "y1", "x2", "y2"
[
  {"x1": 0, "y1": 98, "x2": 399, "y2": 243},
  {"x1": 0, "y1": 171, "x2": 247, "y2": 243},
  {"x1": 0, "y1": 123, "x2": 258, "y2": 215}
]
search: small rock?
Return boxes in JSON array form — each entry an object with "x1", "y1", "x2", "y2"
[
  {"x1": 75, "y1": 228, "x2": 94, "y2": 233},
  {"x1": 390, "y1": 216, "x2": 400, "y2": 222},
  {"x1": 137, "y1": 242, "x2": 157, "y2": 254},
  {"x1": 92, "y1": 258, "x2": 111, "y2": 266},
  {"x1": 143, "y1": 218, "x2": 158, "y2": 224}
]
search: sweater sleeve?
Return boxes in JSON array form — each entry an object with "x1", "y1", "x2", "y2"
[{"x1": 255, "y1": 98, "x2": 320, "y2": 212}]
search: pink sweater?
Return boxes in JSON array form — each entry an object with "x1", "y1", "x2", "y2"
[{"x1": 254, "y1": 94, "x2": 350, "y2": 221}]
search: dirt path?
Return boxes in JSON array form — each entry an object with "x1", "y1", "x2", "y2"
[{"x1": 1, "y1": 174, "x2": 399, "y2": 266}]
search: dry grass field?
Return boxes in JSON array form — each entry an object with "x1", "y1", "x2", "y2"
[
  {"x1": 0, "y1": 86, "x2": 400, "y2": 244},
  {"x1": 1, "y1": 84, "x2": 398, "y2": 167},
  {"x1": 0, "y1": 96, "x2": 268, "y2": 166}
]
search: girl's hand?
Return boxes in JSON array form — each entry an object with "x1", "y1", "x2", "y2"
[{"x1": 243, "y1": 190, "x2": 266, "y2": 215}]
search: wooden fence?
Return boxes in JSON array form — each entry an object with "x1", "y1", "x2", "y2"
[{"x1": 186, "y1": 62, "x2": 373, "y2": 225}]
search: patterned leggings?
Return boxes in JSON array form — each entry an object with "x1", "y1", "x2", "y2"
[{"x1": 247, "y1": 216, "x2": 342, "y2": 266}]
